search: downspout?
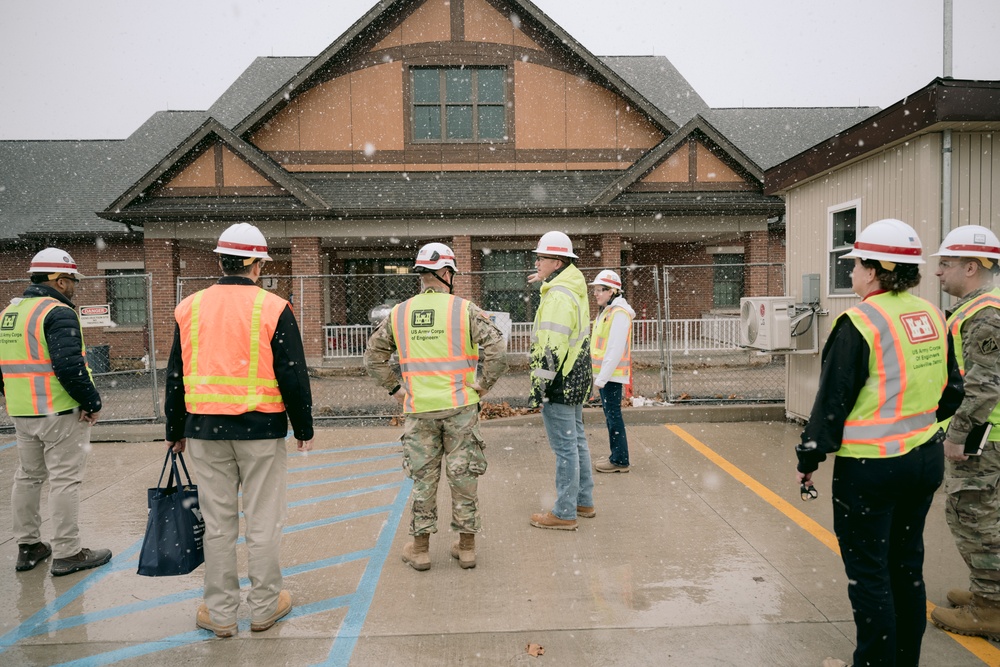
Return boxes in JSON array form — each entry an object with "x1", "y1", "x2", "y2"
[{"x1": 940, "y1": 0, "x2": 953, "y2": 309}]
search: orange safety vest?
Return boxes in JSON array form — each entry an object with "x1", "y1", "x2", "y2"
[{"x1": 175, "y1": 284, "x2": 287, "y2": 415}]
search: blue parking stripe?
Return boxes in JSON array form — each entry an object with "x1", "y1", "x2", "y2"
[
  {"x1": 289, "y1": 441, "x2": 400, "y2": 458},
  {"x1": 290, "y1": 453, "x2": 398, "y2": 474},
  {"x1": 3, "y1": 445, "x2": 412, "y2": 666},
  {"x1": 0, "y1": 440, "x2": 16, "y2": 452}
]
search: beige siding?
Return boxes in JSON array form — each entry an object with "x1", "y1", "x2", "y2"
[
  {"x1": 785, "y1": 134, "x2": 942, "y2": 419},
  {"x1": 952, "y1": 132, "x2": 1000, "y2": 228}
]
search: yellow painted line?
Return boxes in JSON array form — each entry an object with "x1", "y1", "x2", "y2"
[{"x1": 665, "y1": 423, "x2": 1000, "y2": 667}]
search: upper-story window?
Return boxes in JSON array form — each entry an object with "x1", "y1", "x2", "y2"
[{"x1": 412, "y1": 67, "x2": 507, "y2": 142}]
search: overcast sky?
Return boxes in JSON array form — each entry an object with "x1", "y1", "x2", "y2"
[{"x1": 1, "y1": 0, "x2": 997, "y2": 140}]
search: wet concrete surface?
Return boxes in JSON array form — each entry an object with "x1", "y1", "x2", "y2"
[{"x1": 1, "y1": 409, "x2": 997, "y2": 666}]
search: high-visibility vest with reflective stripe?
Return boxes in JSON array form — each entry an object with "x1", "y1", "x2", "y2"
[
  {"x1": 389, "y1": 291, "x2": 479, "y2": 414},
  {"x1": 590, "y1": 305, "x2": 632, "y2": 381},
  {"x1": 0, "y1": 297, "x2": 88, "y2": 416},
  {"x1": 839, "y1": 291, "x2": 948, "y2": 458},
  {"x1": 531, "y1": 265, "x2": 590, "y2": 383},
  {"x1": 946, "y1": 287, "x2": 1000, "y2": 437},
  {"x1": 175, "y1": 285, "x2": 287, "y2": 415}
]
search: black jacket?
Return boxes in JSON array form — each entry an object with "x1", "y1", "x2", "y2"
[
  {"x1": 164, "y1": 277, "x2": 314, "y2": 442},
  {"x1": 0, "y1": 284, "x2": 102, "y2": 413}
]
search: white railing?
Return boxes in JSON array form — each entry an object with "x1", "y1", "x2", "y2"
[{"x1": 324, "y1": 318, "x2": 742, "y2": 359}]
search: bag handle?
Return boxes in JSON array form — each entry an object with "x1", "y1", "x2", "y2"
[{"x1": 158, "y1": 449, "x2": 195, "y2": 491}]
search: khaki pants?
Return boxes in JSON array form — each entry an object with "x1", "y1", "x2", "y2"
[
  {"x1": 188, "y1": 438, "x2": 287, "y2": 626},
  {"x1": 11, "y1": 411, "x2": 91, "y2": 559}
]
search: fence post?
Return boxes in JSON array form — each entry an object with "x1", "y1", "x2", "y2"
[
  {"x1": 654, "y1": 267, "x2": 667, "y2": 397},
  {"x1": 146, "y1": 274, "x2": 161, "y2": 419}
]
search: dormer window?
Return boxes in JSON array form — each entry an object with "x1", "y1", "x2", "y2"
[{"x1": 411, "y1": 67, "x2": 507, "y2": 142}]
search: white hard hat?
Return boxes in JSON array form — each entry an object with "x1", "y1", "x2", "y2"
[
  {"x1": 841, "y1": 218, "x2": 925, "y2": 265},
  {"x1": 413, "y1": 242, "x2": 457, "y2": 272},
  {"x1": 533, "y1": 231, "x2": 578, "y2": 259},
  {"x1": 931, "y1": 225, "x2": 1000, "y2": 263},
  {"x1": 213, "y1": 223, "x2": 272, "y2": 260},
  {"x1": 590, "y1": 269, "x2": 622, "y2": 290},
  {"x1": 29, "y1": 247, "x2": 84, "y2": 278}
]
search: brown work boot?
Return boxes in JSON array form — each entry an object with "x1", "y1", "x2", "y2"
[
  {"x1": 576, "y1": 505, "x2": 596, "y2": 518},
  {"x1": 594, "y1": 459, "x2": 629, "y2": 473},
  {"x1": 196, "y1": 604, "x2": 237, "y2": 638},
  {"x1": 50, "y1": 547, "x2": 112, "y2": 577},
  {"x1": 450, "y1": 533, "x2": 476, "y2": 569},
  {"x1": 947, "y1": 588, "x2": 974, "y2": 607},
  {"x1": 821, "y1": 659, "x2": 849, "y2": 667},
  {"x1": 251, "y1": 589, "x2": 292, "y2": 632},
  {"x1": 402, "y1": 533, "x2": 431, "y2": 571},
  {"x1": 931, "y1": 595, "x2": 1000, "y2": 640},
  {"x1": 16, "y1": 542, "x2": 51, "y2": 572},
  {"x1": 529, "y1": 512, "x2": 578, "y2": 531}
]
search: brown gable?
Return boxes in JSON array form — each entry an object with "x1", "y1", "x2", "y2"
[
  {"x1": 630, "y1": 138, "x2": 755, "y2": 192},
  {"x1": 242, "y1": 0, "x2": 669, "y2": 174},
  {"x1": 158, "y1": 143, "x2": 285, "y2": 197}
]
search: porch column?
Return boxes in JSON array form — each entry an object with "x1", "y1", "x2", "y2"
[
  {"x1": 144, "y1": 237, "x2": 180, "y2": 369},
  {"x1": 744, "y1": 231, "x2": 770, "y2": 297},
  {"x1": 600, "y1": 233, "x2": 622, "y2": 270},
  {"x1": 290, "y1": 237, "x2": 324, "y2": 365},
  {"x1": 450, "y1": 235, "x2": 474, "y2": 302}
]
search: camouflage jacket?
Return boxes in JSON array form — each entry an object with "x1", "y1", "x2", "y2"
[{"x1": 946, "y1": 285, "x2": 1000, "y2": 444}]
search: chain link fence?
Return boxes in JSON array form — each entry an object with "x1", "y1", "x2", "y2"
[
  {"x1": 0, "y1": 274, "x2": 159, "y2": 428},
  {"x1": 0, "y1": 262, "x2": 789, "y2": 427}
]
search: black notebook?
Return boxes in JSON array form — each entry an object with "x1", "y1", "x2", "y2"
[{"x1": 965, "y1": 422, "x2": 992, "y2": 456}]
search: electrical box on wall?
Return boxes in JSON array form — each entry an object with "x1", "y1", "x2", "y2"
[{"x1": 802, "y1": 273, "x2": 820, "y2": 304}]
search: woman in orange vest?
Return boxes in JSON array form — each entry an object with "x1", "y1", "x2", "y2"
[{"x1": 796, "y1": 219, "x2": 963, "y2": 667}]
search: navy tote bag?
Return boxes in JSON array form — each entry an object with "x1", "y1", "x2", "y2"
[{"x1": 137, "y1": 450, "x2": 205, "y2": 576}]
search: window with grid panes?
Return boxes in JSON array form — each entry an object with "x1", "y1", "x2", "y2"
[
  {"x1": 106, "y1": 269, "x2": 147, "y2": 326},
  {"x1": 830, "y1": 205, "x2": 858, "y2": 294},
  {"x1": 480, "y1": 250, "x2": 538, "y2": 322},
  {"x1": 412, "y1": 68, "x2": 507, "y2": 142},
  {"x1": 712, "y1": 255, "x2": 744, "y2": 308}
]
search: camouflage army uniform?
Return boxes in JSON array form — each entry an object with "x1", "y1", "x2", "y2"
[
  {"x1": 365, "y1": 291, "x2": 507, "y2": 535},
  {"x1": 945, "y1": 286, "x2": 1000, "y2": 602}
]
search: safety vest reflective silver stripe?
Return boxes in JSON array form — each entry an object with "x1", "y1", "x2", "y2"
[
  {"x1": 0, "y1": 361, "x2": 57, "y2": 374},
  {"x1": 26, "y1": 300, "x2": 51, "y2": 359},
  {"x1": 859, "y1": 301, "x2": 903, "y2": 421},
  {"x1": 530, "y1": 285, "x2": 590, "y2": 345},
  {"x1": 532, "y1": 368, "x2": 557, "y2": 380},
  {"x1": 843, "y1": 410, "x2": 937, "y2": 446},
  {"x1": 400, "y1": 359, "x2": 477, "y2": 373}
]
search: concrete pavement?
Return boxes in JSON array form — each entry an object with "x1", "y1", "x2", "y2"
[{"x1": 1, "y1": 409, "x2": 997, "y2": 666}]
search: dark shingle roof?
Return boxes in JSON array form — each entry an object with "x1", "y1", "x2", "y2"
[
  {"x1": 0, "y1": 141, "x2": 129, "y2": 239},
  {"x1": 207, "y1": 57, "x2": 312, "y2": 128},
  {"x1": 602, "y1": 56, "x2": 709, "y2": 127},
  {"x1": 701, "y1": 107, "x2": 880, "y2": 170}
]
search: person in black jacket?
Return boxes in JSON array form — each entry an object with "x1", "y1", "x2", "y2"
[
  {"x1": 1, "y1": 248, "x2": 111, "y2": 576},
  {"x1": 165, "y1": 223, "x2": 313, "y2": 639}
]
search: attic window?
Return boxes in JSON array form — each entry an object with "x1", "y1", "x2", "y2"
[{"x1": 411, "y1": 67, "x2": 507, "y2": 142}]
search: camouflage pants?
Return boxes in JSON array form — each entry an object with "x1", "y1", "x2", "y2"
[
  {"x1": 944, "y1": 441, "x2": 1000, "y2": 601},
  {"x1": 401, "y1": 403, "x2": 487, "y2": 536}
]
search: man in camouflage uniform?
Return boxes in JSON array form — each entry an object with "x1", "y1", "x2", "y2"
[
  {"x1": 930, "y1": 225, "x2": 1000, "y2": 639},
  {"x1": 365, "y1": 243, "x2": 507, "y2": 571}
]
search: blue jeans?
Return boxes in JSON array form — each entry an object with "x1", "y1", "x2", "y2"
[
  {"x1": 598, "y1": 382, "x2": 629, "y2": 466},
  {"x1": 541, "y1": 401, "x2": 594, "y2": 520}
]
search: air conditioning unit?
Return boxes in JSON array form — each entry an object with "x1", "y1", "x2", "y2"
[{"x1": 740, "y1": 297, "x2": 795, "y2": 350}]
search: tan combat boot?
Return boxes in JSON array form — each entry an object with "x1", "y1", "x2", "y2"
[
  {"x1": 947, "y1": 588, "x2": 974, "y2": 607},
  {"x1": 450, "y1": 533, "x2": 476, "y2": 569},
  {"x1": 402, "y1": 533, "x2": 431, "y2": 571},
  {"x1": 931, "y1": 595, "x2": 1000, "y2": 640}
]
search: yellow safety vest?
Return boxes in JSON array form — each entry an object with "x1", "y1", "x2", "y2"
[
  {"x1": 839, "y1": 291, "x2": 947, "y2": 458},
  {"x1": 0, "y1": 297, "x2": 88, "y2": 416},
  {"x1": 946, "y1": 287, "x2": 1000, "y2": 438},
  {"x1": 390, "y1": 291, "x2": 479, "y2": 414},
  {"x1": 590, "y1": 305, "x2": 632, "y2": 381}
]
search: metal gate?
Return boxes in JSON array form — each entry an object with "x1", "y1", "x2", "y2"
[{"x1": 0, "y1": 273, "x2": 160, "y2": 428}]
